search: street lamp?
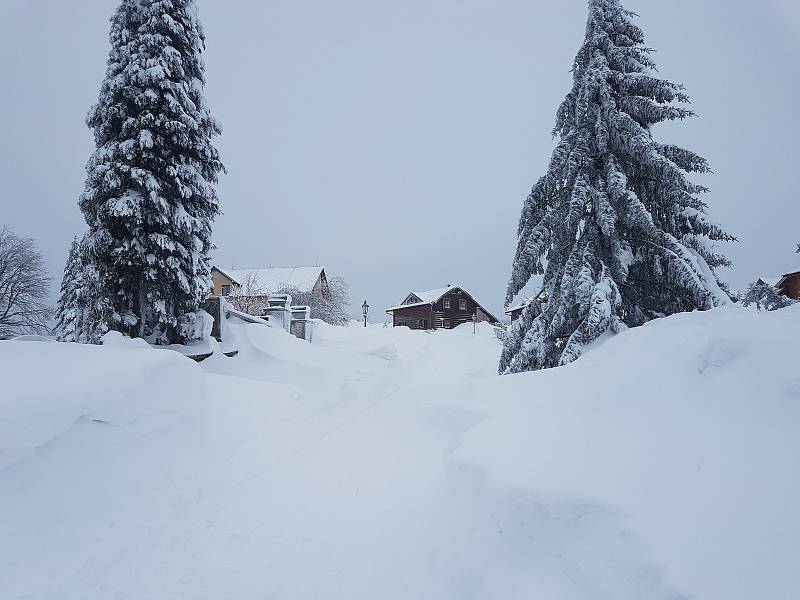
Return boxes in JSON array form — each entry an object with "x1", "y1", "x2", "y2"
[
  {"x1": 362, "y1": 300, "x2": 369, "y2": 327},
  {"x1": 473, "y1": 312, "x2": 478, "y2": 335}
]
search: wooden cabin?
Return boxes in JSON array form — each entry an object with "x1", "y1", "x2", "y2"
[
  {"x1": 506, "y1": 301, "x2": 528, "y2": 322},
  {"x1": 386, "y1": 285, "x2": 499, "y2": 330},
  {"x1": 776, "y1": 271, "x2": 800, "y2": 300},
  {"x1": 505, "y1": 276, "x2": 546, "y2": 323}
]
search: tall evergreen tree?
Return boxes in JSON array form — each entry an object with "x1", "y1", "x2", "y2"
[
  {"x1": 54, "y1": 237, "x2": 83, "y2": 342},
  {"x1": 79, "y1": 0, "x2": 224, "y2": 344},
  {"x1": 500, "y1": 0, "x2": 734, "y2": 374}
]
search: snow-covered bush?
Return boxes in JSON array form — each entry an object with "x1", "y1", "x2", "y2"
[{"x1": 177, "y1": 309, "x2": 214, "y2": 343}]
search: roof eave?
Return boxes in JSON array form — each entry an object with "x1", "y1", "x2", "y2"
[
  {"x1": 386, "y1": 302, "x2": 433, "y2": 313},
  {"x1": 212, "y1": 266, "x2": 241, "y2": 286}
]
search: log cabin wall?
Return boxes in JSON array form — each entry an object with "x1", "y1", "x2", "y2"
[
  {"x1": 779, "y1": 273, "x2": 800, "y2": 300},
  {"x1": 431, "y1": 288, "x2": 490, "y2": 329},
  {"x1": 390, "y1": 287, "x2": 499, "y2": 330},
  {"x1": 392, "y1": 304, "x2": 434, "y2": 329},
  {"x1": 507, "y1": 307, "x2": 524, "y2": 322}
]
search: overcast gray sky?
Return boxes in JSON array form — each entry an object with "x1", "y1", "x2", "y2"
[{"x1": 2, "y1": 0, "x2": 798, "y2": 320}]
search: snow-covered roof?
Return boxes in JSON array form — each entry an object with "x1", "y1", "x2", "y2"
[
  {"x1": 412, "y1": 286, "x2": 454, "y2": 304},
  {"x1": 506, "y1": 275, "x2": 546, "y2": 314},
  {"x1": 386, "y1": 285, "x2": 457, "y2": 312},
  {"x1": 757, "y1": 277, "x2": 781, "y2": 288},
  {"x1": 215, "y1": 266, "x2": 323, "y2": 294},
  {"x1": 505, "y1": 298, "x2": 532, "y2": 314}
]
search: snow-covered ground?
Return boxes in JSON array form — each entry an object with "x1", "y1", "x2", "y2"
[{"x1": 1, "y1": 306, "x2": 798, "y2": 600}]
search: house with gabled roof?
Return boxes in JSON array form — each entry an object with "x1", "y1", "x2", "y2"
[
  {"x1": 211, "y1": 266, "x2": 329, "y2": 299},
  {"x1": 506, "y1": 299, "x2": 531, "y2": 323},
  {"x1": 386, "y1": 285, "x2": 499, "y2": 330},
  {"x1": 777, "y1": 271, "x2": 800, "y2": 299},
  {"x1": 758, "y1": 271, "x2": 800, "y2": 300},
  {"x1": 505, "y1": 275, "x2": 547, "y2": 322}
]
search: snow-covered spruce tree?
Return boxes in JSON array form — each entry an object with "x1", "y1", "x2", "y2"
[
  {"x1": 500, "y1": 0, "x2": 734, "y2": 374},
  {"x1": 54, "y1": 237, "x2": 83, "y2": 342},
  {"x1": 79, "y1": 0, "x2": 224, "y2": 344}
]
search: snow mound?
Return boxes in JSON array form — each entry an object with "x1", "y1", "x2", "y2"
[
  {"x1": 1, "y1": 307, "x2": 797, "y2": 600},
  {"x1": 450, "y1": 305, "x2": 800, "y2": 600},
  {"x1": 0, "y1": 340, "x2": 206, "y2": 470}
]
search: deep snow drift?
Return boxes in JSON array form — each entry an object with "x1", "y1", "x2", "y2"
[{"x1": 1, "y1": 306, "x2": 798, "y2": 600}]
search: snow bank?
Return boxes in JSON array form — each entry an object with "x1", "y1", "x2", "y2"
[
  {"x1": 451, "y1": 305, "x2": 800, "y2": 600},
  {"x1": 1, "y1": 307, "x2": 797, "y2": 600},
  {"x1": 0, "y1": 339, "x2": 206, "y2": 470}
]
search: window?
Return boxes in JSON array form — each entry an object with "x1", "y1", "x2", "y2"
[
  {"x1": 443, "y1": 319, "x2": 451, "y2": 329},
  {"x1": 418, "y1": 319, "x2": 428, "y2": 329},
  {"x1": 444, "y1": 298, "x2": 451, "y2": 309},
  {"x1": 459, "y1": 299, "x2": 467, "y2": 311},
  {"x1": 221, "y1": 284, "x2": 231, "y2": 296}
]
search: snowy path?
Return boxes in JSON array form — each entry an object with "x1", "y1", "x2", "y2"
[
  {"x1": 186, "y1": 325, "x2": 508, "y2": 599},
  {"x1": 2, "y1": 309, "x2": 799, "y2": 600}
]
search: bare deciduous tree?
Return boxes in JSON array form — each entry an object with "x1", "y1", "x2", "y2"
[
  {"x1": 227, "y1": 271, "x2": 269, "y2": 316},
  {"x1": 280, "y1": 276, "x2": 352, "y2": 326},
  {"x1": 227, "y1": 271, "x2": 352, "y2": 326},
  {"x1": 0, "y1": 228, "x2": 52, "y2": 338}
]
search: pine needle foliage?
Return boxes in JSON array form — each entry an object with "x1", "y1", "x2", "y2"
[
  {"x1": 501, "y1": 0, "x2": 734, "y2": 374},
  {"x1": 78, "y1": 0, "x2": 224, "y2": 344}
]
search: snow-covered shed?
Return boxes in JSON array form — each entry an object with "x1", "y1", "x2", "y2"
[
  {"x1": 505, "y1": 275, "x2": 546, "y2": 322},
  {"x1": 505, "y1": 300, "x2": 530, "y2": 323}
]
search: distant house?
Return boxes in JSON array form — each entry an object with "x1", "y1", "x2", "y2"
[
  {"x1": 386, "y1": 285, "x2": 499, "y2": 330},
  {"x1": 505, "y1": 275, "x2": 546, "y2": 322},
  {"x1": 211, "y1": 266, "x2": 329, "y2": 299},
  {"x1": 506, "y1": 300, "x2": 529, "y2": 323},
  {"x1": 761, "y1": 271, "x2": 800, "y2": 300},
  {"x1": 211, "y1": 267, "x2": 330, "y2": 317}
]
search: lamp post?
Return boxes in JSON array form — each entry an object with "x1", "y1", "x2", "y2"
[
  {"x1": 473, "y1": 312, "x2": 478, "y2": 335},
  {"x1": 362, "y1": 300, "x2": 369, "y2": 328}
]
